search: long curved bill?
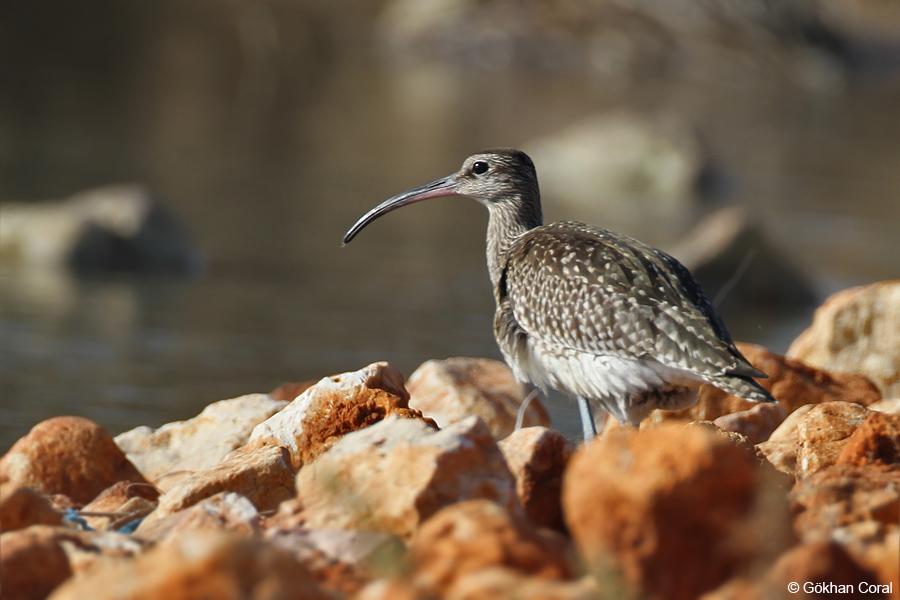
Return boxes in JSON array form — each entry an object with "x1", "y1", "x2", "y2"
[{"x1": 342, "y1": 174, "x2": 459, "y2": 244}]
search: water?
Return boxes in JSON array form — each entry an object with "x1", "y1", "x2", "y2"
[{"x1": 2, "y1": 2, "x2": 899, "y2": 451}]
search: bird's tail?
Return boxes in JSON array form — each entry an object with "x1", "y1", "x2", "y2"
[{"x1": 711, "y1": 374, "x2": 777, "y2": 404}]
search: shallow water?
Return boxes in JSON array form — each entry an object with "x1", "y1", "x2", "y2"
[{"x1": 2, "y1": 2, "x2": 900, "y2": 451}]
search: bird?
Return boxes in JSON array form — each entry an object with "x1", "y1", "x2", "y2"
[{"x1": 343, "y1": 148, "x2": 775, "y2": 440}]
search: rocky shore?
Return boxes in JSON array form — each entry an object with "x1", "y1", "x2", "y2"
[{"x1": 1, "y1": 281, "x2": 898, "y2": 600}]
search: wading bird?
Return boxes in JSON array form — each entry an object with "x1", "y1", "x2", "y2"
[{"x1": 343, "y1": 149, "x2": 774, "y2": 440}]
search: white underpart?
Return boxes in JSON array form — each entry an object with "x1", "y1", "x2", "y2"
[{"x1": 507, "y1": 337, "x2": 706, "y2": 424}]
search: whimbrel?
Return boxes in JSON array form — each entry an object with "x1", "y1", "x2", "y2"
[{"x1": 343, "y1": 149, "x2": 774, "y2": 439}]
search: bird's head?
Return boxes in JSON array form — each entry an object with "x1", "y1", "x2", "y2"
[{"x1": 343, "y1": 148, "x2": 540, "y2": 244}]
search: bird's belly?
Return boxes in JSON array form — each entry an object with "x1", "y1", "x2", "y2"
[{"x1": 504, "y1": 338, "x2": 705, "y2": 423}]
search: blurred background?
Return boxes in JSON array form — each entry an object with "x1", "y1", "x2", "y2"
[{"x1": 2, "y1": 0, "x2": 899, "y2": 450}]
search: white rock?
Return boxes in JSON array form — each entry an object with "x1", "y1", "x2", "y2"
[{"x1": 115, "y1": 393, "x2": 287, "y2": 490}]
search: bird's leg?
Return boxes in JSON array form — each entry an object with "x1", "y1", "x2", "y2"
[
  {"x1": 577, "y1": 397, "x2": 597, "y2": 441},
  {"x1": 514, "y1": 389, "x2": 539, "y2": 432}
]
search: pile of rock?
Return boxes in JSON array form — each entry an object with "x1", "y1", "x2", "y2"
[{"x1": 1, "y1": 281, "x2": 898, "y2": 600}]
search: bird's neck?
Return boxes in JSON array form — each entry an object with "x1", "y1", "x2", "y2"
[{"x1": 485, "y1": 199, "x2": 542, "y2": 289}]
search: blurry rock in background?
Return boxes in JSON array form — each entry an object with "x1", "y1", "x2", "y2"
[
  {"x1": 376, "y1": 0, "x2": 870, "y2": 90},
  {"x1": 670, "y1": 206, "x2": 817, "y2": 310},
  {"x1": 788, "y1": 281, "x2": 900, "y2": 398},
  {"x1": 527, "y1": 111, "x2": 711, "y2": 215},
  {"x1": 0, "y1": 185, "x2": 201, "y2": 273}
]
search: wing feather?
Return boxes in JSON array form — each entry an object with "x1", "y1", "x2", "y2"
[{"x1": 502, "y1": 221, "x2": 762, "y2": 379}]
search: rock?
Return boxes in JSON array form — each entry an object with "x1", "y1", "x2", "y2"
[
  {"x1": 0, "y1": 185, "x2": 199, "y2": 272},
  {"x1": 136, "y1": 492, "x2": 260, "y2": 543},
  {"x1": 377, "y1": 0, "x2": 846, "y2": 85},
  {"x1": 47, "y1": 531, "x2": 330, "y2": 600},
  {"x1": 357, "y1": 500, "x2": 575, "y2": 600},
  {"x1": 767, "y1": 405, "x2": 818, "y2": 442},
  {"x1": 296, "y1": 415, "x2": 519, "y2": 540},
  {"x1": 528, "y1": 112, "x2": 705, "y2": 212},
  {"x1": 712, "y1": 402, "x2": 786, "y2": 445},
  {"x1": 790, "y1": 464, "x2": 900, "y2": 542},
  {"x1": 440, "y1": 570, "x2": 600, "y2": 600},
  {"x1": 248, "y1": 362, "x2": 433, "y2": 468},
  {"x1": 796, "y1": 402, "x2": 871, "y2": 478},
  {"x1": 837, "y1": 411, "x2": 900, "y2": 468},
  {"x1": 788, "y1": 281, "x2": 900, "y2": 397},
  {"x1": 114, "y1": 393, "x2": 287, "y2": 491},
  {"x1": 55, "y1": 530, "x2": 147, "y2": 577},
  {"x1": 498, "y1": 427, "x2": 574, "y2": 531},
  {"x1": 696, "y1": 577, "x2": 764, "y2": 600},
  {"x1": 0, "y1": 525, "x2": 146, "y2": 600},
  {"x1": 562, "y1": 423, "x2": 792, "y2": 600},
  {"x1": 670, "y1": 206, "x2": 816, "y2": 309},
  {"x1": 869, "y1": 397, "x2": 900, "y2": 415},
  {"x1": 730, "y1": 343, "x2": 881, "y2": 414},
  {"x1": 702, "y1": 540, "x2": 886, "y2": 600},
  {"x1": 650, "y1": 343, "x2": 882, "y2": 426},
  {"x1": 1, "y1": 526, "x2": 74, "y2": 600},
  {"x1": 265, "y1": 528, "x2": 404, "y2": 597},
  {"x1": 142, "y1": 444, "x2": 294, "y2": 526},
  {"x1": 0, "y1": 416, "x2": 149, "y2": 504},
  {"x1": 406, "y1": 500, "x2": 573, "y2": 583},
  {"x1": 767, "y1": 542, "x2": 882, "y2": 597},
  {"x1": 80, "y1": 481, "x2": 160, "y2": 531},
  {"x1": 833, "y1": 523, "x2": 900, "y2": 599},
  {"x1": 755, "y1": 439, "x2": 798, "y2": 478},
  {"x1": 408, "y1": 357, "x2": 550, "y2": 440},
  {"x1": 755, "y1": 404, "x2": 816, "y2": 476},
  {"x1": 269, "y1": 380, "x2": 316, "y2": 401},
  {"x1": 0, "y1": 482, "x2": 62, "y2": 532}
]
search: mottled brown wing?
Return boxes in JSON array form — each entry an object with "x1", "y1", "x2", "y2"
[{"x1": 502, "y1": 221, "x2": 763, "y2": 379}]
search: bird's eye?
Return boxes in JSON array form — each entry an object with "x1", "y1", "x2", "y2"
[{"x1": 472, "y1": 161, "x2": 489, "y2": 175}]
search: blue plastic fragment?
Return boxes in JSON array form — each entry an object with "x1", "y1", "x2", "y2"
[
  {"x1": 62, "y1": 508, "x2": 94, "y2": 531},
  {"x1": 116, "y1": 516, "x2": 146, "y2": 534}
]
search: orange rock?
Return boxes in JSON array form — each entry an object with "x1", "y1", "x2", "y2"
[
  {"x1": 562, "y1": 423, "x2": 792, "y2": 600},
  {"x1": 136, "y1": 492, "x2": 260, "y2": 543},
  {"x1": 837, "y1": 411, "x2": 900, "y2": 468},
  {"x1": 0, "y1": 482, "x2": 62, "y2": 532},
  {"x1": 409, "y1": 499, "x2": 573, "y2": 582},
  {"x1": 47, "y1": 531, "x2": 331, "y2": 600},
  {"x1": 143, "y1": 444, "x2": 294, "y2": 525},
  {"x1": 114, "y1": 393, "x2": 287, "y2": 491},
  {"x1": 269, "y1": 380, "x2": 315, "y2": 401},
  {"x1": 697, "y1": 577, "x2": 767, "y2": 600},
  {"x1": 498, "y1": 426, "x2": 574, "y2": 531},
  {"x1": 264, "y1": 528, "x2": 403, "y2": 597},
  {"x1": 407, "y1": 357, "x2": 550, "y2": 439},
  {"x1": 248, "y1": 362, "x2": 435, "y2": 468},
  {"x1": 790, "y1": 464, "x2": 900, "y2": 542},
  {"x1": 713, "y1": 402, "x2": 786, "y2": 445},
  {"x1": 358, "y1": 500, "x2": 574, "y2": 599},
  {"x1": 0, "y1": 526, "x2": 73, "y2": 600},
  {"x1": 787, "y1": 280, "x2": 900, "y2": 397},
  {"x1": 440, "y1": 569, "x2": 599, "y2": 600},
  {"x1": 768, "y1": 542, "x2": 882, "y2": 597},
  {"x1": 80, "y1": 480, "x2": 159, "y2": 531},
  {"x1": 702, "y1": 541, "x2": 888, "y2": 600},
  {"x1": 795, "y1": 402, "x2": 871, "y2": 478},
  {"x1": 1, "y1": 525, "x2": 147, "y2": 599},
  {"x1": 0, "y1": 416, "x2": 148, "y2": 504},
  {"x1": 737, "y1": 343, "x2": 882, "y2": 413},
  {"x1": 649, "y1": 343, "x2": 880, "y2": 427},
  {"x1": 295, "y1": 416, "x2": 519, "y2": 540},
  {"x1": 835, "y1": 525, "x2": 900, "y2": 600}
]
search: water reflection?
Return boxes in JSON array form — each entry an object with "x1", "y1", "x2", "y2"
[{"x1": 2, "y1": 1, "x2": 899, "y2": 451}]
